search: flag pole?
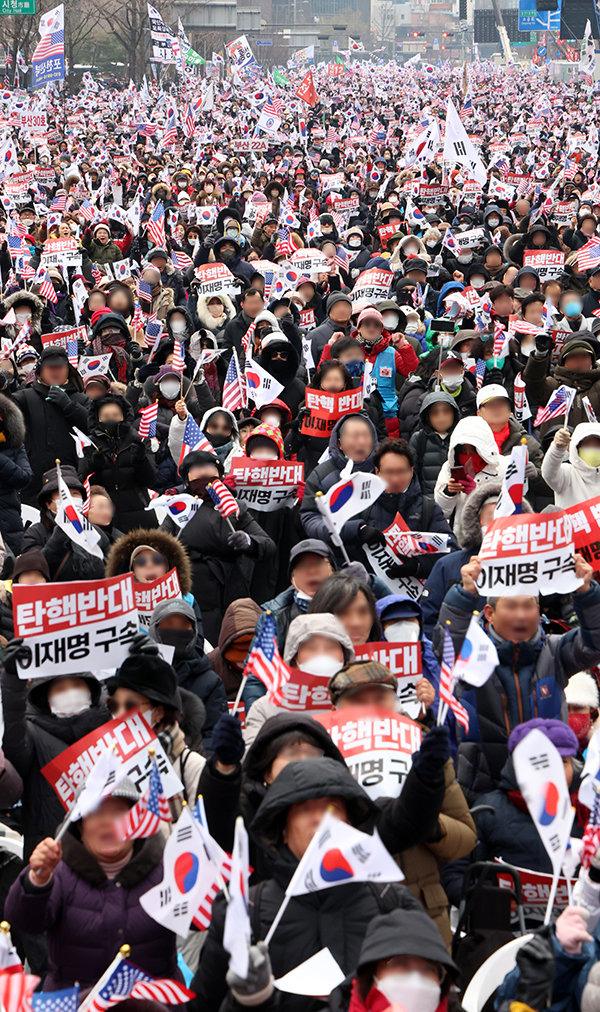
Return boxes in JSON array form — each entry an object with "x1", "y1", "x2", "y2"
[
  {"x1": 78, "y1": 945, "x2": 130, "y2": 1012},
  {"x1": 194, "y1": 797, "x2": 230, "y2": 901},
  {"x1": 230, "y1": 675, "x2": 247, "y2": 718},
  {"x1": 314, "y1": 492, "x2": 351, "y2": 564}
]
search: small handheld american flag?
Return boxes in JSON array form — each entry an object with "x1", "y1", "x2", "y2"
[
  {"x1": 114, "y1": 756, "x2": 172, "y2": 841},
  {"x1": 243, "y1": 612, "x2": 290, "y2": 705},
  {"x1": 171, "y1": 340, "x2": 186, "y2": 372},
  {"x1": 208, "y1": 479, "x2": 240, "y2": 520},
  {"x1": 138, "y1": 401, "x2": 158, "y2": 439},
  {"x1": 438, "y1": 627, "x2": 469, "y2": 732}
]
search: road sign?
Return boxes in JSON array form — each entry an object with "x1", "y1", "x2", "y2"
[
  {"x1": 256, "y1": 39, "x2": 273, "y2": 45},
  {"x1": 0, "y1": 0, "x2": 36, "y2": 12}
]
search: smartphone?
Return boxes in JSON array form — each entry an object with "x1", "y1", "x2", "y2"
[
  {"x1": 451, "y1": 466, "x2": 468, "y2": 483},
  {"x1": 431, "y1": 318, "x2": 456, "y2": 333}
]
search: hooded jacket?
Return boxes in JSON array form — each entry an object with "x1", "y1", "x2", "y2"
[
  {"x1": 1, "y1": 291, "x2": 45, "y2": 348},
  {"x1": 524, "y1": 347, "x2": 600, "y2": 435},
  {"x1": 257, "y1": 337, "x2": 306, "y2": 417},
  {"x1": 1, "y1": 666, "x2": 110, "y2": 858},
  {"x1": 193, "y1": 293, "x2": 236, "y2": 339},
  {"x1": 199, "y1": 406, "x2": 241, "y2": 472},
  {"x1": 5, "y1": 829, "x2": 176, "y2": 991},
  {"x1": 207, "y1": 597, "x2": 263, "y2": 698},
  {"x1": 0, "y1": 394, "x2": 33, "y2": 553},
  {"x1": 300, "y1": 414, "x2": 378, "y2": 546},
  {"x1": 541, "y1": 422, "x2": 600, "y2": 508},
  {"x1": 148, "y1": 598, "x2": 227, "y2": 748},
  {"x1": 434, "y1": 416, "x2": 508, "y2": 524},
  {"x1": 190, "y1": 758, "x2": 435, "y2": 1012},
  {"x1": 408, "y1": 391, "x2": 459, "y2": 498}
]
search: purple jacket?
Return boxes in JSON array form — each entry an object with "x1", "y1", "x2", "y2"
[{"x1": 6, "y1": 831, "x2": 177, "y2": 992}]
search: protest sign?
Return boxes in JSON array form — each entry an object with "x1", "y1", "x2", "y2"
[
  {"x1": 416, "y1": 183, "x2": 448, "y2": 204},
  {"x1": 41, "y1": 237, "x2": 82, "y2": 268},
  {"x1": 194, "y1": 262, "x2": 238, "y2": 296},
  {"x1": 42, "y1": 709, "x2": 183, "y2": 810},
  {"x1": 364, "y1": 542, "x2": 425, "y2": 602},
  {"x1": 496, "y1": 861, "x2": 574, "y2": 923},
  {"x1": 231, "y1": 138, "x2": 269, "y2": 151},
  {"x1": 332, "y1": 196, "x2": 359, "y2": 212},
  {"x1": 42, "y1": 325, "x2": 87, "y2": 352},
  {"x1": 278, "y1": 667, "x2": 333, "y2": 712},
  {"x1": 299, "y1": 388, "x2": 364, "y2": 436},
  {"x1": 523, "y1": 250, "x2": 565, "y2": 280},
  {"x1": 320, "y1": 172, "x2": 345, "y2": 191},
  {"x1": 229, "y1": 457, "x2": 304, "y2": 511},
  {"x1": 504, "y1": 172, "x2": 533, "y2": 188},
  {"x1": 354, "y1": 641, "x2": 423, "y2": 719},
  {"x1": 477, "y1": 512, "x2": 581, "y2": 596},
  {"x1": 300, "y1": 307, "x2": 316, "y2": 330},
  {"x1": 563, "y1": 495, "x2": 600, "y2": 569},
  {"x1": 4, "y1": 172, "x2": 34, "y2": 198},
  {"x1": 289, "y1": 248, "x2": 328, "y2": 274},
  {"x1": 134, "y1": 567, "x2": 181, "y2": 628},
  {"x1": 316, "y1": 706, "x2": 422, "y2": 801},
  {"x1": 383, "y1": 512, "x2": 452, "y2": 559},
  {"x1": 377, "y1": 224, "x2": 398, "y2": 249},
  {"x1": 13, "y1": 573, "x2": 138, "y2": 676},
  {"x1": 454, "y1": 227, "x2": 486, "y2": 250},
  {"x1": 553, "y1": 201, "x2": 577, "y2": 226},
  {"x1": 550, "y1": 329, "x2": 571, "y2": 365},
  {"x1": 20, "y1": 111, "x2": 48, "y2": 132},
  {"x1": 351, "y1": 268, "x2": 393, "y2": 303}
]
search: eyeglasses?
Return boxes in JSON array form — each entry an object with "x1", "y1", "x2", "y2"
[
  {"x1": 270, "y1": 350, "x2": 289, "y2": 360},
  {"x1": 133, "y1": 552, "x2": 167, "y2": 568}
]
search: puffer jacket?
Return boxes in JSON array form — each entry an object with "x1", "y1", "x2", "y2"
[
  {"x1": 524, "y1": 349, "x2": 600, "y2": 436},
  {"x1": 5, "y1": 829, "x2": 176, "y2": 992},
  {"x1": 1, "y1": 667, "x2": 111, "y2": 858},
  {"x1": 434, "y1": 580, "x2": 600, "y2": 801},
  {"x1": 434, "y1": 416, "x2": 508, "y2": 524},
  {"x1": 541, "y1": 422, "x2": 600, "y2": 508},
  {"x1": 1, "y1": 290, "x2": 46, "y2": 351},
  {"x1": 408, "y1": 391, "x2": 459, "y2": 498},
  {"x1": 0, "y1": 395, "x2": 33, "y2": 553}
]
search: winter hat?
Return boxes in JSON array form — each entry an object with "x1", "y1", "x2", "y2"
[
  {"x1": 179, "y1": 449, "x2": 224, "y2": 480},
  {"x1": 329, "y1": 659, "x2": 397, "y2": 705},
  {"x1": 38, "y1": 464, "x2": 85, "y2": 506},
  {"x1": 38, "y1": 346, "x2": 69, "y2": 366},
  {"x1": 71, "y1": 775, "x2": 140, "y2": 822},
  {"x1": 357, "y1": 308, "x2": 384, "y2": 328},
  {"x1": 508, "y1": 717, "x2": 578, "y2": 757},
  {"x1": 245, "y1": 422, "x2": 284, "y2": 458},
  {"x1": 355, "y1": 908, "x2": 457, "y2": 979},
  {"x1": 12, "y1": 549, "x2": 50, "y2": 583},
  {"x1": 92, "y1": 221, "x2": 111, "y2": 238},
  {"x1": 107, "y1": 650, "x2": 180, "y2": 709},
  {"x1": 83, "y1": 374, "x2": 111, "y2": 393},
  {"x1": 565, "y1": 672, "x2": 600, "y2": 709},
  {"x1": 283, "y1": 613, "x2": 354, "y2": 665},
  {"x1": 326, "y1": 292, "x2": 352, "y2": 312}
]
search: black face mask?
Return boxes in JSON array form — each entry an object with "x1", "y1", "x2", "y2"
[
  {"x1": 99, "y1": 420, "x2": 125, "y2": 438},
  {"x1": 208, "y1": 432, "x2": 231, "y2": 448},
  {"x1": 158, "y1": 628, "x2": 195, "y2": 656},
  {"x1": 188, "y1": 477, "x2": 214, "y2": 499}
]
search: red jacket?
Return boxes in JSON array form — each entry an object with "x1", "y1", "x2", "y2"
[{"x1": 318, "y1": 331, "x2": 418, "y2": 378}]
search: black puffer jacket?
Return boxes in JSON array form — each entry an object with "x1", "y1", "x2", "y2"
[
  {"x1": 190, "y1": 758, "x2": 424, "y2": 1012},
  {"x1": 0, "y1": 395, "x2": 33, "y2": 553},
  {"x1": 257, "y1": 336, "x2": 307, "y2": 417},
  {"x1": 79, "y1": 394, "x2": 156, "y2": 532},
  {"x1": 1, "y1": 667, "x2": 111, "y2": 858},
  {"x1": 408, "y1": 391, "x2": 459, "y2": 498}
]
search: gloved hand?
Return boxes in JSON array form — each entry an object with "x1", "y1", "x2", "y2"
[
  {"x1": 358, "y1": 524, "x2": 386, "y2": 548},
  {"x1": 227, "y1": 941, "x2": 274, "y2": 1007},
  {"x1": 525, "y1": 461, "x2": 538, "y2": 479},
  {"x1": 411, "y1": 725, "x2": 450, "y2": 783},
  {"x1": 387, "y1": 557, "x2": 419, "y2": 579},
  {"x1": 535, "y1": 333, "x2": 554, "y2": 357},
  {"x1": 45, "y1": 385, "x2": 70, "y2": 410},
  {"x1": 2, "y1": 637, "x2": 32, "y2": 675},
  {"x1": 555, "y1": 906, "x2": 593, "y2": 954},
  {"x1": 129, "y1": 343, "x2": 144, "y2": 363},
  {"x1": 203, "y1": 234, "x2": 216, "y2": 248},
  {"x1": 228, "y1": 530, "x2": 252, "y2": 553},
  {"x1": 91, "y1": 451, "x2": 106, "y2": 470},
  {"x1": 127, "y1": 632, "x2": 161, "y2": 658},
  {"x1": 212, "y1": 714, "x2": 245, "y2": 766},
  {"x1": 515, "y1": 931, "x2": 555, "y2": 1012}
]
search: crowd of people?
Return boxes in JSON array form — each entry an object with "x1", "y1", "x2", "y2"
[{"x1": 1, "y1": 52, "x2": 600, "y2": 1012}]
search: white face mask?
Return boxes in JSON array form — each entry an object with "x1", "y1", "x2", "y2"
[
  {"x1": 521, "y1": 341, "x2": 534, "y2": 357},
  {"x1": 49, "y1": 686, "x2": 92, "y2": 718},
  {"x1": 250, "y1": 446, "x2": 279, "y2": 460},
  {"x1": 15, "y1": 311, "x2": 31, "y2": 323},
  {"x1": 425, "y1": 240, "x2": 437, "y2": 249},
  {"x1": 374, "y1": 971, "x2": 441, "y2": 1012},
  {"x1": 159, "y1": 379, "x2": 181, "y2": 400},
  {"x1": 487, "y1": 217, "x2": 500, "y2": 228},
  {"x1": 385, "y1": 620, "x2": 421, "y2": 643},
  {"x1": 442, "y1": 375, "x2": 463, "y2": 391},
  {"x1": 457, "y1": 253, "x2": 472, "y2": 263},
  {"x1": 470, "y1": 277, "x2": 485, "y2": 289},
  {"x1": 382, "y1": 313, "x2": 400, "y2": 330},
  {"x1": 21, "y1": 361, "x2": 36, "y2": 375},
  {"x1": 297, "y1": 654, "x2": 344, "y2": 678},
  {"x1": 171, "y1": 319, "x2": 187, "y2": 334},
  {"x1": 261, "y1": 411, "x2": 281, "y2": 427}
]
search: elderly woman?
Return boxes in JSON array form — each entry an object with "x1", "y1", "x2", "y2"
[{"x1": 5, "y1": 778, "x2": 177, "y2": 993}]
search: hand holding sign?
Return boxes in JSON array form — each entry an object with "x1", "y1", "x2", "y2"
[
  {"x1": 574, "y1": 553, "x2": 594, "y2": 593},
  {"x1": 461, "y1": 556, "x2": 482, "y2": 596}
]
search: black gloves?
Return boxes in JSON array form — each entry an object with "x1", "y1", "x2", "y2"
[
  {"x1": 516, "y1": 931, "x2": 555, "y2": 1012},
  {"x1": 358, "y1": 524, "x2": 386, "y2": 548},
  {"x1": 45, "y1": 386, "x2": 70, "y2": 410},
  {"x1": 535, "y1": 333, "x2": 554, "y2": 357},
  {"x1": 211, "y1": 714, "x2": 245, "y2": 766},
  {"x1": 228, "y1": 530, "x2": 252, "y2": 553},
  {"x1": 127, "y1": 632, "x2": 161, "y2": 657},
  {"x1": 387, "y1": 557, "x2": 420, "y2": 578},
  {"x1": 91, "y1": 451, "x2": 106, "y2": 470},
  {"x1": 129, "y1": 343, "x2": 144, "y2": 363},
  {"x1": 203, "y1": 234, "x2": 216, "y2": 248},
  {"x1": 2, "y1": 638, "x2": 31, "y2": 675},
  {"x1": 411, "y1": 725, "x2": 449, "y2": 783}
]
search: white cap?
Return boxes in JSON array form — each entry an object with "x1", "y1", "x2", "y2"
[{"x1": 476, "y1": 383, "x2": 511, "y2": 409}]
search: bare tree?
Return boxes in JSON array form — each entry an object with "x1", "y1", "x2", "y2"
[{"x1": 100, "y1": 0, "x2": 151, "y2": 80}]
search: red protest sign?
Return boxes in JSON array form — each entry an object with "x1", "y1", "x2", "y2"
[
  {"x1": 134, "y1": 567, "x2": 181, "y2": 628},
  {"x1": 563, "y1": 495, "x2": 600, "y2": 569},
  {"x1": 316, "y1": 706, "x2": 422, "y2": 800},
  {"x1": 523, "y1": 250, "x2": 565, "y2": 280},
  {"x1": 279, "y1": 667, "x2": 334, "y2": 712},
  {"x1": 229, "y1": 457, "x2": 304, "y2": 511},
  {"x1": 354, "y1": 641, "x2": 423, "y2": 718},
  {"x1": 299, "y1": 388, "x2": 364, "y2": 436},
  {"x1": 377, "y1": 224, "x2": 398, "y2": 250}
]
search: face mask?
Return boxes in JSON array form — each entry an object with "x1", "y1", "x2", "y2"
[
  {"x1": 297, "y1": 654, "x2": 344, "y2": 678},
  {"x1": 459, "y1": 351, "x2": 471, "y2": 363},
  {"x1": 348, "y1": 238, "x2": 362, "y2": 249},
  {"x1": 209, "y1": 432, "x2": 231, "y2": 448},
  {"x1": 470, "y1": 277, "x2": 485, "y2": 289},
  {"x1": 292, "y1": 585, "x2": 312, "y2": 602},
  {"x1": 569, "y1": 711, "x2": 591, "y2": 747},
  {"x1": 579, "y1": 447, "x2": 600, "y2": 468},
  {"x1": 382, "y1": 313, "x2": 400, "y2": 330},
  {"x1": 322, "y1": 227, "x2": 333, "y2": 235},
  {"x1": 344, "y1": 359, "x2": 365, "y2": 378},
  {"x1": 171, "y1": 320, "x2": 187, "y2": 334},
  {"x1": 426, "y1": 240, "x2": 437, "y2": 249},
  {"x1": 21, "y1": 361, "x2": 35, "y2": 375},
  {"x1": 261, "y1": 411, "x2": 281, "y2": 426},
  {"x1": 15, "y1": 312, "x2": 31, "y2": 323},
  {"x1": 159, "y1": 379, "x2": 180, "y2": 400},
  {"x1": 521, "y1": 341, "x2": 535, "y2": 358},
  {"x1": 99, "y1": 420, "x2": 123, "y2": 438},
  {"x1": 374, "y1": 972, "x2": 441, "y2": 1012},
  {"x1": 563, "y1": 300, "x2": 582, "y2": 317},
  {"x1": 188, "y1": 477, "x2": 213, "y2": 498},
  {"x1": 458, "y1": 223, "x2": 470, "y2": 232},
  {"x1": 220, "y1": 249, "x2": 235, "y2": 262},
  {"x1": 442, "y1": 375, "x2": 463, "y2": 391},
  {"x1": 487, "y1": 217, "x2": 500, "y2": 228},
  {"x1": 385, "y1": 620, "x2": 420, "y2": 643},
  {"x1": 49, "y1": 686, "x2": 92, "y2": 718},
  {"x1": 457, "y1": 253, "x2": 473, "y2": 263},
  {"x1": 158, "y1": 629, "x2": 195, "y2": 655},
  {"x1": 225, "y1": 227, "x2": 239, "y2": 238}
]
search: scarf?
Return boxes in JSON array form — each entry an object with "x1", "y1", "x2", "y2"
[
  {"x1": 492, "y1": 421, "x2": 510, "y2": 451},
  {"x1": 91, "y1": 333, "x2": 130, "y2": 383}
]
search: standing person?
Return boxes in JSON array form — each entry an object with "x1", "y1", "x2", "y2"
[
  {"x1": 0, "y1": 394, "x2": 32, "y2": 555},
  {"x1": 409, "y1": 391, "x2": 459, "y2": 498},
  {"x1": 13, "y1": 348, "x2": 89, "y2": 504},
  {"x1": 434, "y1": 416, "x2": 508, "y2": 525}
]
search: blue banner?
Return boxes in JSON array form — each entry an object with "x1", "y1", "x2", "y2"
[
  {"x1": 32, "y1": 53, "x2": 64, "y2": 88},
  {"x1": 518, "y1": 0, "x2": 561, "y2": 31}
]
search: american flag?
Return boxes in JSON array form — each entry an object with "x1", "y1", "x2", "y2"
[
  {"x1": 564, "y1": 157, "x2": 578, "y2": 180},
  {"x1": 439, "y1": 628, "x2": 469, "y2": 732},
  {"x1": 222, "y1": 350, "x2": 247, "y2": 412},
  {"x1": 91, "y1": 263, "x2": 103, "y2": 285},
  {"x1": 147, "y1": 201, "x2": 166, "y2": 247},
  {"x1": 79, "y1": 199, "x2": 95, "y2": 222},
  {"x1": 115, "y1": 757, "x2": 171, "y2": 840},
  {"x1": 132, "y1": 300, "x2": 145, "y2": 332},
  {"x1": 581, "y1": 786, "x2": 600, "y2": 870},
  {"x1": 137, "y1": 278, "x2": 153, "y2": 305},
  {"x1": 208, "y1": 479, "x2": 240, "y2": 520},
  {"x1": 50, "y1": 194, "x2": 67, "y2": 213},
  {"x1": 178, "y1": 414, "x2": 213, "y2": 470},
  {"x1": 241, "y1": 319, "x2": 256, "y2": 358},
  {"x1": 243, "y1": 612, "x2": 290, "y2": 705},
  {"x1": 264, "y1": 95, "x2": 284, "y2": 117},
  {"x1": 183, "y1": 102, "x2": 195, "y2": 139},
  {"x1": 493, "y1": 321, "x2": 508, "y2": 358},
  {"x1": 32, "y1": 986, "x2": 80, "y2": 1012},
  {"x1": 191, "y1": 798, "x2": 233, "y2": 929},
  {"x1": 35, "y1": 269, "x2": 58, "y2": 304},
  {"x1": 163, "y1": 107, "x2": 177, "y2": 147},
  {"x1": 534, "y1": 384, "x2": 574, "y2": 427},
  {"x1": 334, "y1": 245, "x2": 350, "y2": 273},
  {"x1": 138, "y1": 401, "x2": 159, "y2": 439},
  {"x1": 32, "y1": 28, "x2": 64, "y2": 62},
  {"x1": 66, "y1": 340, "x2": 78, "y2": 368},
  {"x1": 171, "y1": 249, "x2": 194, "y2": 271},
  {"x1": 275, "y1": 225, "x2": 294, "y2": 258},
  {"x1": 0, "y1": 971, "x2": 39, "y2": 1012},
  {"x1": 577, "y1": 237, "x2": 600, "y2": 271},
  {"x1": 85, "y1": 959, "x2": 191, "y2": 1012},
  {"x1": 20, "y1": 262, "x2": 36, "y2": 281},
  {"x1": 474, "y1": 358, "x2": 486, "y2": 391},
  {"x1": 81, "y1": 474, "x2": 92, "y2": 515},
  {"x1": 7, "y1": 235, "x2": 26, "y2": 258},
  {"x1": 171, "y1": 340, "x2": 186, "y2": 372}
]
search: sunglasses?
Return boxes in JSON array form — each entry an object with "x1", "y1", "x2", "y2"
[
  {"x1": 133, "y1": 552, "x2": 167, "y2": 568},
  {"x1": 107, "y1": 698, "x2": 144, "y2": 715},
  {"x1": 271, "y1": 350, "x2": 289, "y2": 359}
]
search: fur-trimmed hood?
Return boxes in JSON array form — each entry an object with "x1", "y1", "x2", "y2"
[
  {"x1": 455, "y1": 480, "x2": 533, "y2": 553},
  {"x1": 0, "y1": 394, "x2": 26, "y2": 448},
  {"x1": 104, "y1": 527, "x2": 193, "y2": 596},
  {"x1": 2, "y1": 290, "x2": 45, "y2": 337},
  {"x1": 194, "y1": 293, "x2": 236, "y2": 333}
]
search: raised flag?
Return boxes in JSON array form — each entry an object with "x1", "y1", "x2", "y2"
[
  {"x1": 534, "y1": 384, "x2": 576, "y2": 427},
  {"x1": 494, "y1": 441, "x2": 527, "y2": 517},
  {"x1": 178, "y1": 414, "x2": 213, "y2": 470},
  {"x1": 71, "y1": 748, "x2": 125, "y2": 820},
  {"x1": 55, "y1": 461, "x2": 103, "y2": 560},
  {"x1": 442, "y1": 98, "x2": 487, "y2": 186},
  {"x1": 316, "y1": 468, "x2": 386, "y2": 536},
  {"x1": 244, "y1": 612, "x2": 290, "y2": 705},
  {"x1": 35, "y1": 269, "x2": 58, "y2": 304},
  {"x1": 207, "y1": 479, "x2": 239, "y2": 520},
  {"x1": 223, "y1": 817, "x2": 251, "y2": 978},
  {"x1": 453, "y1": 613, "x2": 499, "y2": 688},
  {"x1": 0, "y1": 926, "x2": 23, "y2": 973},
  {"x1": 78, "y1": 355, "x2": 112, "y2": 380},
  {"x1": 147, "y1": 202, "x2": 166, "y2": 247},
  {"x1": 32, "y1": 986, "x2": 79, "y2": 1012},
  {"x1": 190, "y1": 798, "x2": 233, "y2": 930},
  {"x1": 295, "y1": 69, "x2": 318, "y2": 107},
  {"x1": 70, "y1": 426, "x2": 95, "y2": 459},
  {"x1": 245, "y1": 359, "x2": 284, "y2": 409},
  {"x1": 222, "y1": 349, "x2": 247, "y2": 412},
  {"x1": 577, "y1": 237, "x2": 600, "y2": 271},
  {"x1": 438, "y1": 627, "x2": 469, "y2": 731},
  {"x1": 171, "y1": 340, "x2": 186, "y2": 372},
  {"x1": 147, "y1": 493, "x2": 203, "y2": 528},
  {"x1": 115, "y1": 756, "x2": 171, "y2": 840},
  {"x1": 82, "y1": 957, "x2": 191, "y2": 1012},
  {"x1": 138, "y1": 401, "x2": 159, "y2": 439}
]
